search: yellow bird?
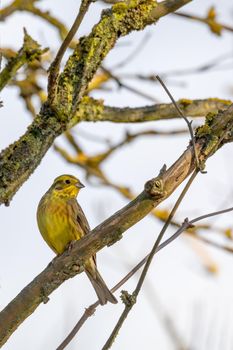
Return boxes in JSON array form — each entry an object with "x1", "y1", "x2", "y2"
[{"x1": 37, "y1": 174, "x2": 117, "y2": 305}]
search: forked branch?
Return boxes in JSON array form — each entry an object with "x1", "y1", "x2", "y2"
[{"x1": 0, "y1": 104, "x2": 233, "y2": 346}]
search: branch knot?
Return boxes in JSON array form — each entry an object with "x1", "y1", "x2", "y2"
[
  {"x1": 144, "y1": 177, "x2": 165, "y2": 199},
  {"x1": 120, "y1": 290, "x2": 136, "y2": 307}
]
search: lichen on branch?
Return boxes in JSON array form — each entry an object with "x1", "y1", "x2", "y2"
[
  {"x1": 0, "y1": 103, "x2": 233, "y2": 346},
  {"x1": 0, "y1": 0, "x2": 192, "y2": 205},
  {"x1": 56, "y1": 0, "x2": 158, "y2": 116},
  {"x1": 0, "y1": 105, "x2": 64, "y2": 206},
  {"x1": 0, "y1": 29, "x2": 47, "y2": 92}
]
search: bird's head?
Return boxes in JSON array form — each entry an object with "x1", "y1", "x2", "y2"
[{"x1": 50, "y1": 174, "x2": 85, "y2": 198}]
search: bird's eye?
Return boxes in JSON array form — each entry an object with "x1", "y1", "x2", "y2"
[{"x1": 65, "y1": 179, "x2": 71, "y2": 184}]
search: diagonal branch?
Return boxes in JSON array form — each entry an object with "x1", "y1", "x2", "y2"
[
  {"x1": 58, "y1": 204, "x2": 233, "y2": 350},
  {"x1": 47, "y1": 0, "x2": 93, "y2": 103},
  {"x1": 0, "y1": 104, "x2": 233, "y2": 346},
  {"x1": 102, "y1": 170, "x2": 198, "y2": 350},
  {"x1": 0, "y1": 0, "x2": 192, "y2": 206}
]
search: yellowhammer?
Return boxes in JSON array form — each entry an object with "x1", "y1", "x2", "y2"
[{"x1": 37, "y1": 174, "x2": 117, "y2": 305}]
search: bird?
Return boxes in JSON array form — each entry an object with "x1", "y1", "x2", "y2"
[{"x1": 37, "y1": 174, "x2": 117, "y2": 305}]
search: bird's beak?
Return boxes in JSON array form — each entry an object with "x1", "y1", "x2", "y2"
[{"x1": 76, "y1": 181, "x2": 85, "y2": 189}]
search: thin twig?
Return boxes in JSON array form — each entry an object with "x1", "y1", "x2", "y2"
[
  {"x1": 119, "y1": 52, "x2": 233, "y2": 81},
  {"x1": 73, "y1": 128, "x2": 111, "y2": 144},
  {"x1": 57, "y1": 200, "x2": 233, "y2": 350},
  {"x1": 174, "y1": 11, "x2": 233, "y2": 34},
  {"x1": 112, "y1": 32, "x2": 152, "y2": 69},
  {"x1": 102, "y1": 67, "x2": 159, "y2": 102},
  {"x1": 101, "y1": 170, "x2": 198, "y2": 350},
  {"x1": 155, "y1": 75, "x2": 202, "y2": 171},
  {"x1": 189, "y1": 234, "x2": 233, "y2": 254},
  {"x1": 160, "y1": 51, "x2": 233, "y2": 77},
  {"x1": 47, "y1": 0, "x2": 92, "y2": 103}
]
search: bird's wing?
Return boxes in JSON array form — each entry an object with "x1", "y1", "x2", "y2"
[
  {"x1": 68, "y1": 198, "x2": 97, "y2": 264},
  {"x1": 68, "y1": 198, "x2": 90, "y2": 236},
  {"x1": 76, "y1": 202, "x2": 90, "y2": 235},
  {"x1": 71, "y1": 199, "x2": 96, "y2": 265}
]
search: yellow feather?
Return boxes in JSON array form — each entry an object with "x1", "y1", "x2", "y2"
[{"x1": 37, "y1": 174, "x2": 117, "y2": 304}]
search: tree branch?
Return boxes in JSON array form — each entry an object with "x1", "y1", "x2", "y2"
[
  {"x1": 0, "y1": 0, "x2": 72, "y2": 44},
  {"x1": 58, "y1": 204, "x2": 233, "y2": 350},
  {"x1": 0, "y1": 0, "x2": 192, "y2": 205},
  {"x1": 0, "y1": 96, "x2": 231, "y2": 205},
  {"x1": 102, "y1": 170, "x2": 198, "y2": 350},
  {"x1": 91, "y1": 98, "x2": 231, "y2": 123},
  {"x1": 47, "y1": 0, "x2": 92, "y2": 103},
  {"x1": 0, "y1": 30, "x2": 46, "y2": 92},
  {"x1": 174, "y1": 8, "x2": 233, "y2": 35},
  {"x1": 0, "y1": 103, "x2": 233, "y2": 346}
]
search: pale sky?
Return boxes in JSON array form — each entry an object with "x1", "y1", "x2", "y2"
[{"x1": 0, "y1": 1, "x2": 233, "y2": 349}]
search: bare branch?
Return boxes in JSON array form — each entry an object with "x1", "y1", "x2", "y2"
[
  {"x1": 101, "y1": 66, "x2": 159, "y2": 102},
  {"x1": 174, "y1": 7, "x2": 233, "y2": 35},
  {"x1": 1, "y1": 103, "x2": 233, "y2": 345},
  {"x1": 58, "y1": 204, "x2": 233, "y2": 349},
  {"x1": 102, "y1": 170, "x2": 198, "y2": 349},
  {"x1": 155, "y1": 75, "x2": 201, "y2": 170},
  {"x1": 160, "y1": 52, "x2": 233, "y2": 78},
  {"x1": 117, "y1": 51, "x2": 233, "y2": 81}
]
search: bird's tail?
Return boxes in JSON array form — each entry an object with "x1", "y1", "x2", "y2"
[{"x1": 85, "y1": 261, "x2": 117, "y2": 305}]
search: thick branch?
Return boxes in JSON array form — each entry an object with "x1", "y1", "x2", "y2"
[
  {"x1": 54, "y1": 0, "x2": 193, "y2": 116},
  {"x1": 0, "y1": 104, "x2": 233, "y2": 346},
  {"x1": 0, "y1": 104, "x2": 64, "y2": 206},
  {"x1": 0, "y1": 96, "x2": 231, "y2": 205},
  {"x1": 56, "y1": 0, "x2": 160, "y2": 114},
  {"x1": 0, "y1": 0, "x2": 193, "y2": 205},
  {"x1": 47, "y1": 0, "x2": 93, "y2": 103}
]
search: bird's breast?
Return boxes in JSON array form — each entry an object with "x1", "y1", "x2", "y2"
[{"x1": 37, "y1": 196, "x2": 81, "y2": 254}]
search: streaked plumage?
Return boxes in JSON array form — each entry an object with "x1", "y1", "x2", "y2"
[{"x1": 37, "y1": 174, "x2": 117, "y2": 305}]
